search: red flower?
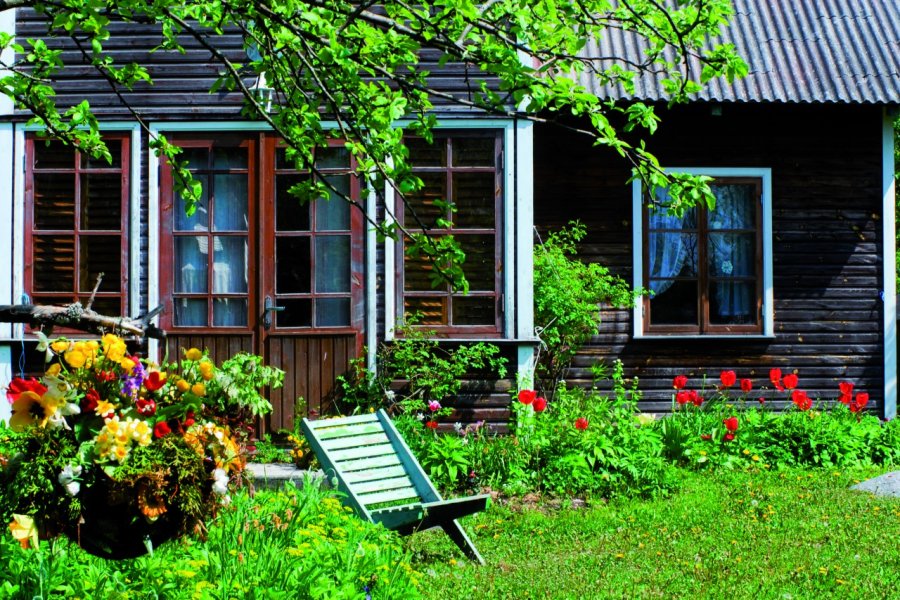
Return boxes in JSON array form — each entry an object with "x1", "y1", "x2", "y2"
[
  {"x1": 183, "y1": 409, "x2": 196, "y2": 427},
  {"x1": 769, "y1": 368, "x2": 784, "y2": 392},
  {"x1": 723, "y1": 416, "x2": 739, "y2": 432},
  {"x1": 720, "y1": 370, "x2": 737, "y2": 388},
  {"x1": 518, "y1": 389, "x2": 536, "y2": 405},
  {"x1": 850, "y1": 392, "x2": 870, "y2": 413},
  {"x1": 782, "y1": 373, "x2": 799, "y2": 390},
  {"x1": 425, "y1": 420, "x2": 439, "y2": 430},
  {"x1": 723, "y1": 432, "x2": 735, "y2": 442},
  {"x1": 758, "y1": 397, "x2": 766, "y2": 404},
  {"x1": 673, "y1": 375, "x2": 688, "y2": 390},
  {"x1": 574, "y1": 417, "x2": 589, "y2": 431},
  {"x1": 533, "y1": 397, "x2": 547, "y2": 412},
  {"x1": 689, "y1": 391, "x2": 703, "y2": 407},
  {"x1": 701, "y1": 434, "x2": 712, "y2": 441},
  {"x1": 82, "y1": 388, "x2": 100, "y2": 413},
  {"x1": 740, "y1": 379, "x2": 753, "y2": 393},
  {"x1": 153, "y1": 421, "x2": 172, "y2": 438},
  {"x1": 6, "y1": 378, "x2": 47, "y2": 405},
  {"x1": 144, "y1": 371, "x2": 167, "y2": 392},
  {"x1": 136, "y1": 398, "x2": 157, "y2": 417},
  {"x1": 97, "y1": 370, "x2": 118, "y2": 382},
  {"x1": 675, "y1": 391, "x2": 690, "y2": 405},
  {"x1": 838, "y1": 381, "x2": 854, "y2": 405},
  {"x1": 791, "y1": 390, "x2": 812, "y2": 411}
]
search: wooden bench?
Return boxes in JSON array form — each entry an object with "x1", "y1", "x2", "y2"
[{"x1": 301, "y1": 410, "x2": 489, "y2": 564}]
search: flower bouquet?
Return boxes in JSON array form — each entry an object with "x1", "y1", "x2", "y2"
[{"x1": 0, "y1": 334, "x2": 283, "y2": 559}]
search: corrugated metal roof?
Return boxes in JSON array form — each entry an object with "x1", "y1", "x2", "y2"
[{"x1": 581, "y1": 0, "x2": 900, "y2": 104}]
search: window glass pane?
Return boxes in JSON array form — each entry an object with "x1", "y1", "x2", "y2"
[
  {"x1": 315, "y1": 236, "x2": 350, "y2": 293},
  {"x1": 80, "y1": 235, "x2": 122, "y2": 292},
  {"x1": 647, "y1": 206, "x2": 697, "y2": 230},
  {"x1": 278, "y1": 299, "x2": 312, "y2": 327},
  {"x1": 212, "y1": 174, "x2": 248, "y2": 231},
  {"x1": 33, "y1": 174, "x2": 75, "y2": 230},
  {"x1": 407, "y1": 137, "x2": 445, "y2": 167},
  {"x1": 649, "y1": 280, "x2": 698, "y2": 325},
  {"x1": 404, "y1": 172, "x2": 446, "y2": 227},
  {"x1": 316, "y1": 175, "x2": 351, "y2": 230},
  {"x1": 316, "y1": 146, "x2": 351, "y2": 169},
  {"x1": 212, "y1": 236, "x2": 248, "y2": 294},
  {"x1": 276, "y1": 237, "x2": 311, "y2": 293},
  {"x1": 81, "y1": 139, "x2": 122, "y2": 169},
  {"x1": 86, "y1": 297, "x2": 121, "y2": 317},
  {"x1": 213, "y1": 147, "x2": 248, "y2": 170},
  {"x1": 709, "y1": 184, "x2": 755, "y2": 229},
  {"x1": 648, "y1": 232, "x2": 698, "y2": 281},
  {"x1": 404, "y1": 297, "x2": 445, "y2": 325},
  {"x1": 453, "y1": 137, "x2": 494, "y2": 167},
  {"x1": 213, "y1": 298, "x2": 248, "y2": 327},
  {"x1": 316, "y1": 298, "x2": 351, "y2": 327},
  {"x1": 175, "y1": 298, "x2": 207, "y2": 327},
  {"x1": 453, "y1": 172, "x2": 495, "y2": 228},
  {"x1": 459, "y1": 235, "x2": 495, "y2": 292},
  {"x1": 710, "y1": 281, "x2": 757, "y2": 325},
  {"x1": 174, "y1": 236, "x2": 209, "y2": 293},
  {"x1": 452, "y1": 297, "x2": 494, "y2": 325},
  {"x1": 32, "y1": 235, "x2": 74, "y2": 292},
  {"x1": 183, "y1": 148, "x2": 209, "y2": 170},
  {"x1": 81, "y1": 173, "x2": 122, "y2": 230},
  {"x1": 708, "y1": 233, "x2": 755, "y2": 277},
  {"x1": 276, "y1": 174, "x2": 311, "y2": 231},
  {"x1": 34, "y1": 141, "x2": 75, "y2": 169},
  {"x1": 175, "y1": 175, "x2": 209, "y2": 232},
  {"x1": 404, "y1": 240, "x2": 439, "y2": 292}
]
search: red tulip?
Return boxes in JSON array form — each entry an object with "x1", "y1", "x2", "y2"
[
  {"x1": 673, "y1": 375, "x2": 688, "y2": 390},
  {"x1": 574, "y1": 417, "x2": 589, "y2": 431},
  {"x1": 136, "y1": 398, "x2": 157, "y2": 417},
  {"x1": 740, "y1": 379, "x2": 753, "y2": 393},
  {"x1": 689, "y1": 390, "x2": 703, "y2": 407},
  {"x1": 720, "y1": 370, "x2": 737, "y2": 388},
  {"x1": 82, "y1": 388, "x2": 100, "y2": 413},
  {"x1": 183, "y1": 409, "x2": 196, "y2": 427},
  {"x1": 769, "y1": 368, "x2": 784, "y2": 392},
  {"x1": 153, "y1": 421, "x2": 172, "y2": 438},
  {"x1": 723, "y1": 432, "x2": 736, "y2": 442},
  {"x1": 782, "y1": 373, "x2": 799, "y2": 390},
  {"x1": 533, "y1": 397, "x2": 547, "y2": 412},
  {"x1": 723, "y1": 416, "x2": 739, "y2": 432},
  {"x1": 425, "y1": 420, "x2": 439, "y2": 430},
  {"x1": 791, "y1": 390, "x2": 811, "y2": 411},
  {"x1": 144, "y1": 371, "x2": 167, "y2": 392},
  {"x1": 675, "y1": 391, "x2": 690, "y2": 405},
  {"x1": 518, "y1": 389, "x2": 536, "y2": 405}
]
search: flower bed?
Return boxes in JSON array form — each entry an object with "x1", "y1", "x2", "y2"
[{"x1": 0, "y1": 335, "x2": 282, "y2": 558}]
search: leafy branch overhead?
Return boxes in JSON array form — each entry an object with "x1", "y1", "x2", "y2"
[{"x1": 0, "y1": 0, "x2": 746, "y2": 288}]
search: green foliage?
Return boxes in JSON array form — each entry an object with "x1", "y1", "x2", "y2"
[
  {"x1": 6, "y1": 0, "x2": 745, "y2": 289},
  {"x1": 203, "y1": 352, "x2": 285, "y2": 418},
  {"x1": 0, "y1": 481, "x2": 421, "y2": 599},
  {"x1": 533, "y1": 222, "x2": 640, "y2": 395}
]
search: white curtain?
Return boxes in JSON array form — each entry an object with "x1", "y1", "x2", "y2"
[
  {"x1": 647, "y1": 209, "x2": 690, "y2": 295},
  {"x1": 708, "y1": 185, "x2": 754, "y2": 321}
]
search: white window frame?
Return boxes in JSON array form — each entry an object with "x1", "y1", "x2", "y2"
[{"x1": 631, "y1": 167, "x2": 774, "y2": 339}]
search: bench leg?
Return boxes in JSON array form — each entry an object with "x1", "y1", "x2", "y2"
[{"x1": 441, "y1": 519, "x2": 485, "y2": 565}]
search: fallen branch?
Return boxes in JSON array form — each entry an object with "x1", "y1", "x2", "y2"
[{"x1": 0, "y1": 304, "x2": 166, "y2": 340}]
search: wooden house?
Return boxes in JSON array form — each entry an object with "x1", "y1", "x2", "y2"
[{"x1": 0, "y1": 1, "x2": 898, "y2": 429}]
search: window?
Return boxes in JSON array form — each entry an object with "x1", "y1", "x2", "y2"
[
  {"x1": 635, "y1": 169, "x2": 773, "y2": 336},
  {"x1": 397, "y1": 132, "x2": 503, "y2": 334},
  {"x1": 24, "y1": 135, "x2": 130, "y2": 318}
]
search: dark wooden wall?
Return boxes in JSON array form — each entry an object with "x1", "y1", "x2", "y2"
[{"x1": 535, "y1": 103, "x2": 886, "y2": 414}]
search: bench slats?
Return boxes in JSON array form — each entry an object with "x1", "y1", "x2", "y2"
[
  {"x1": 320, "y1": 432, "x2": 391, "y2": 451},
  {"x1": 337, "y1": 453, "x2": 402, "y2": 472},
  {"x1": 352, "y1": 475, "x2": 416, "y2": 495},
  {"x1": 359, "y1": 487, "x2": 421, "y2": 506},
  {"x1": 343, "y1": 465, "x2": 408, "y2": 484},
  {"x1": 330, "y1": 443, "x2": 395, "y2": 462},
  {"x1": 316, "y1": 422, "x2": 386, "y2": 440},
  {"x1": 305, "y1": 413, "x2": 379, "y2": 430}
]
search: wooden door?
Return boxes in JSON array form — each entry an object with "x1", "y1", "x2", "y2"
[{"x1": 160, "y1": 133, "x2": 364, "y2": 433}]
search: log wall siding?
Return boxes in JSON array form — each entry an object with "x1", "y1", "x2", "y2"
[
  {"x1": 14, "y1": 10, "x2": 501, "y2": 120},
  {"x1": 535, "y1": 103, "x2": 886, "y2": 414}
]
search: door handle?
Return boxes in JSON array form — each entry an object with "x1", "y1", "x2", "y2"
[{"x1": 263, "y1": 295, "x2": 285, "y2": 330}]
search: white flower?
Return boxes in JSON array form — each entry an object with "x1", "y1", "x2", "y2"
[
  {"x1": 212, "y1": 468, "x2": 229, "y2": 495},
  {"x1": 385, "y1": 390, "x2": 396, "y2": 402},
  {"x1": 58, "y1": 464, "x2": 82, "y2": 496}
]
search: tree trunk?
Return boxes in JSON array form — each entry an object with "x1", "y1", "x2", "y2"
[{"x1": 0, "y1": 304, "x2": 165, "y2": 340}]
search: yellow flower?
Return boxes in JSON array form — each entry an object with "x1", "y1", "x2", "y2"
[
  {"x1": 120, "y1": 357, "x2": 136, "y2": 372},
  {"x1": 95, "y1": 400, "x2": 116, "y2": 417},
  {"x1": 50, "y1": 340, "x2": 70, "y2": 354},
  {"x1": 176, "y1": 379, "x2": 191, "y2": 393},
  {"x1": 184, "y1": 348, "x2": 203, "y2": 361},
  {"x1": 102, "y1": 334, "x2": 127, "y2": 362},
  {"x1": 64, "y1": 349, "x2": 86, "y2": 369},
  {"x1": 9, "y1": 514, "x2": 39, "y2": 550},
  {"x1": 45, "y1": 363, "x2": 61, "y2": 376},
  {"x1": 199, "y1": 361, "x2": 214, "y2": 381},
  {"x1": 191, "y1": 383, "x2": 206, "y2": 397},
  {"x1": 752, "y1": 455, "x2": 760, "y2": 462},
  {"x1": 9, "y1": 391, "x2": 52, "y2": 431},
  {"x1": 742, "y1": 449, "x2": 750, "y2": 455},
  {"x1": 113, "y1": 444, "x2": 129, "y2": 463}
]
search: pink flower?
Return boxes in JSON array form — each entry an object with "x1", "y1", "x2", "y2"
[
  {"x1": 533, "y1": 397, "x2": 547, "y2": 412},
  {"x1": 673, "y1": 375, "x2": 688, "y2": 390},
  {"x1": 574, "y1": 417, "x2": 589, "y2": 431},
  {"x1": 427, "y1": 400, "x2": 441, "y2": 412},
  {"x1": 720, "y1": 370, "x2": 737, "y2": 388},
  {"x1": 518, "y1": 390, "x2": 536, "y2": 405},
  {"x1": 740, "y1": 379, "x2": 753, "y2": 393}
]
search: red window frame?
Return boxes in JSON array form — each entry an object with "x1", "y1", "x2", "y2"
[
  {"x1": 24, "y1": 134, "x2": 131, "y2": 324},
  {"x1": 396, "y1": 131, "x2": 504, "y2": 336}
]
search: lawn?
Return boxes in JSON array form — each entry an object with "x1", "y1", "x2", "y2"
[{"x1": 410, "y1": 467, "x2": 900, "y2": 599}]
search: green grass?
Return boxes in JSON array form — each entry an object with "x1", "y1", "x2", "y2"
[{"x1": 410, "y1": 467, "x2": 900, "y2": 599}]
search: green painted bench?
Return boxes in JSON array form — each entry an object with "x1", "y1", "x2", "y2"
[{"x1": 301, "y1": 410, "x2": 489, "y2": 564}]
